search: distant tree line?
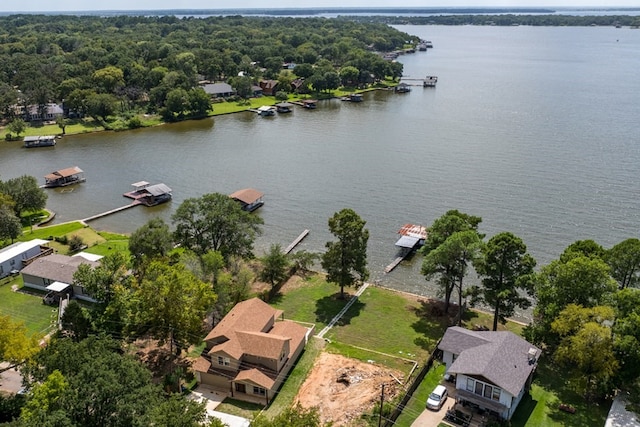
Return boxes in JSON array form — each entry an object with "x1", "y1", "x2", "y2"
[
  {"x1": 0, "y1": 14, "x2": 409, "y2": 127},
  {"x1": 343, "y1": 14, "x2": 640, "y2": 27}
]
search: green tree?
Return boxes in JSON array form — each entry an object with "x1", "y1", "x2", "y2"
[
  {"x1": 251, "y1": 403, "x2": 326, "y2": 426},
  {"x1": 529, "y1": 253, "x2": 617, "y2": 345},
  {"x1": 20, "y1": 370, "x2": 69, "y2": 425},
  {"x1": 7, "y1": 118, "x2": 26, "y2": 137},
  {"x1": 128, "y1": 217, "x2": 173, "y2": 269},
  {"x1": 55, "y1": 116, "x2": 68, "y2": 135},
  {"x1": 128, "y1": 261, "x2": 216, "y2": 353},
  {"x1": 92, "y1": 65, "x2": 125, "y2": 93},
  {"x1": 339, "y1": 65, "x2": 360, "y2": 86},
  {"x1": 0, "y1": 175, "x2": 47, "y2": 219},
  {"x1": 86, "y1": 93, "x2": 118, "y2": 121},
  {"x1": 260, "y1": 243, "x2": 290, "y2": 294},
  {"x1": 289, "y1": 250, "x2": 319, "y2": 278},
  {"x1": 612, "y1": 288, "x2": 640, "y2": 386},
  {"x1": 321, "y1": 208, "x2": 369, "y2": 299},
  {"x1": 422, "y1": 230, "x2": 483, "y2": 325},
  {"x1": 59, "y1": 301, "x2": 94, "y2": 342},
  {"x1": 552, "y1": 304, "x2": 618, "y2": 400},
  {"x1": 0, "y1": 315, "x2": 41, "y2": 368},
  {"x1": 165, "y1": 88, "x2": 190, "y2": 119},
  {"x1": 172, "y1": 193, "x2": 263, "y2": 259},
  {"x1": 470, "y1": 232, "x2": 536, "y2": 331},
  {"x1": 73, "y1": 252, "x2": 130, "y2": 306},
  {"x1": 21, "y1": 337, "x2": 206, "y2": 427},
  {"x1": 420, "y1": 210, "x2": 483, "y2": 314},
  {"x1": 0, "y1": 206, "x2": 22, "y2": 243},
  {"x1": 188, "y1": 87, "x2": 212, "y2": 117},
  {"x1": 559, "y1": 239, "x2": 605, "y2": 263},
  {"x1": 230, "y1": 75, "x2": 254, "y2": 99},
  {"x1": 607, "y1": 238, "x2": 640, "y2": 289},
  {"x1": 293, "y1": 63, "x2": 314, "y2": 78}
]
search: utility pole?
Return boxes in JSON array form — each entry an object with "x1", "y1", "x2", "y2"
[{"x1": 378, "y1": 383, "x2": 385, "y2": 427}]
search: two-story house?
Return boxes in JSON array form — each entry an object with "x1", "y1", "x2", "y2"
[
  {"x1": 438, "y1": 326, "x2": 541, "y2": 420},
  {"x1": 193, "y1": 298, "x2": 312, "y2": 405}
]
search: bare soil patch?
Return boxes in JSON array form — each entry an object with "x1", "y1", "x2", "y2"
[{"x1": 295, "y1": 352, "x2": 403, "y2": 426}]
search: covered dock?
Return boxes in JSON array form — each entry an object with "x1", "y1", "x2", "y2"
[
  {"x1": 385, "y1": 224, "x2": 428, "y2": 274},
  {"x1": 230, "y1": 188, "x2": 264, "y2": 212},
  {"x1": 24, "y1": 135, "x2": 56, "y2": 148},
  {"x1": 123, "y1": 181, "x2": 172, "y2": 206},
  {"x1": 43, "y1": 166, "x2": 85, "y2": 188},
  {"x1": 275, "y1": 102, "x2": 293, "y2": 113}
]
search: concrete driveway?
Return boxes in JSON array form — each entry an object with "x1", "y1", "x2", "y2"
[
  {"x1": 188, "y1": 385, "x2": 251, "y2": 427},
  {"x1": 0, "y1": 363, "x2": 23, "y2": 394},
  {"x1": 411, "y1": 395, "x2": 455, "y2": 427}
]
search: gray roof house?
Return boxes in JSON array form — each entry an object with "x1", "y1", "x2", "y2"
[
  {"x1": 438, "y1": 326, "x2": 541, "y2": 420},
  {"x1": 202, "y1": 82, "x2": 235, "y2": 98},
  {"x1": 20, "y1": 254, "x2": 101, "y2": 302},
  {"x1": 0, "y1": 239, "x2": 52, "y2": 279}
]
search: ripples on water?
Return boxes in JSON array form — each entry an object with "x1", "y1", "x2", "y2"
[{"x1": 1, "y1": 25, "x2": 639, "y2": 320}]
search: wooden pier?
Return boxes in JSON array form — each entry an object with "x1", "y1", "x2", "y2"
[
  {"x1": 384, "y1": 248, "x2": 411, "y2": 274},
  {"x1": 81, "y1": 201, "x2": 141, "y2": 223},
  {"x1": 284, "y1": 229, "x2": 310, "y2": 254}
]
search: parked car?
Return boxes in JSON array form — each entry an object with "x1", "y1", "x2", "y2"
[{"x1": 426, "y1": 384, "x2": 448, "y2": 411}]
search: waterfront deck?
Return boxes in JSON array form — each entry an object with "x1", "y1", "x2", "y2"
[{"x1": 284, "y1": 229, "x2": 310, "y2": 254}]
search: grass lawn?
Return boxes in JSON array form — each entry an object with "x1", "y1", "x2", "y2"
[
  {"x1": 323, "y1": 286, "x2": 448, "y2": 365},
  {"x1": 19, "y1": 222, "x2": 84, "y2": 242},
  {"x1": 395, "y1": 362, "x2": 446, "y2": 427},
  {"x1": 270, "y1": 275, "x2": 340, "y2": 332},
  {"x1": 213, "y1": 398, "x2": 263, "y2": 420},
  {"x1": 0, "y1": 277, "x2": 56, "y2": 336},
  {"x1": 511, "y1": 359, "x2": 610, "y2": 427}
]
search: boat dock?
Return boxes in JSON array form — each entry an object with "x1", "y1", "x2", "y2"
[
  {"x1": 384, "y1": 224, "x2": 428, "y2": 274},
  {"x1": 81, "y1": 201, "x2": 142, "y2": 223},
  {"x1": 284, "y1": 229, "x2": 310, "y2": 254},
  {"x1": 399, "y1": 76, "x2": 438, "y2": 87}
]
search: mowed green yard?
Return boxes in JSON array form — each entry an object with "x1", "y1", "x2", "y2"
[{"x1": 0, "y1": 275, "x2": 57, "y2": 336}]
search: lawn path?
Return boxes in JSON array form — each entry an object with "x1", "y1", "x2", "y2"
[{"x1": 317, "y1": 282, "x2": 370, "y2": 339}]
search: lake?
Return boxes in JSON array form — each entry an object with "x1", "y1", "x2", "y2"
[{"x1": 2, "y1": 25, "x2": 639, "y2": 320}]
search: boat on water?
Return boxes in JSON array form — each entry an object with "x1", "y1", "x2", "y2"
[
  {"x1": 257, "y1": 106, "x2": 276, "y2": 116},
  {"x1": 395, "y1": 83, "x2": 411, "y2": 93},
  {"x1": 43, "y1": 166, "x2": 85, "y2": 188},
  {"x1": 275, "y1": 102, "x2": 293, "y2": 113},
  {"x1": 424, "y1": 76, "x2": 438, "y2": 88},
  {"x1": 302, "y1": 99, "x2": 318, "y2": 109},
  {"x1": 123, "y1": 181, "x2": 172, "y2": 206},
  {"x1": 229, "y1": 188, "x2": 264, "y2": 212},
  {"x1": 341, "y1": 93, "x2": 363, "y2": 102},
  {"x1": 24, "y1": 135, "x2": 56, "y2": 148}
]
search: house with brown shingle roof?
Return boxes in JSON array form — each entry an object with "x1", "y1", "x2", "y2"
[
  {"x1": 438, "y1": 326, "x2": 541, "y2": 420},
  {"x1": 194, "y1": 297, "x2": 312, "y2": 404}
]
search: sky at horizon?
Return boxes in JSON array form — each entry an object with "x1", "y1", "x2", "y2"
[{"x1": 1, "y1": 1, "x2": 639, "y2": 13}]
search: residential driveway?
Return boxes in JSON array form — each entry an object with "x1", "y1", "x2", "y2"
[
  {"x1": 0, "y1": 363, "x2": 23, "y2": 394},
  {"x1": 187, "y1": 385, "x2": 226, "y2": 411},
  {"x1": 188, "y1": 385, "x2": 251, "y2": 427},
  {"x1": 411, "y1": 396, "x2": 455, "y2": 427}
]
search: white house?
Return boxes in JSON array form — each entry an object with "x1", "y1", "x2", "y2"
[
  {"x1": 0, "y1": 239, "x2": 51, "y2": 279},
  {"x1": 438, "y1": 326, "x2": 541, "y2": 420}
]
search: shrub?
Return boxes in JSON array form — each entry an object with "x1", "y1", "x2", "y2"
[
  {"x1": 127, "y1": 116, "x2": 142, "y2": 129},
  {"x1": 68, "y1": 235, "x2": 85, "y2": 253}
]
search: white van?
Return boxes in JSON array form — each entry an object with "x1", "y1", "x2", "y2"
[{"x1": 426, "y1": 384, "x2": 448, "y2": 411}]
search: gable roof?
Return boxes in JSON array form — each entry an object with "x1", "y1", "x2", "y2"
[
  {"x1": 229, "y1": 188, "x2": 264, "y2": 205},
  {"x1": 202, "y1": 82, "x2": 234, "y2": 95},
  {"x1": 0, "y1": 239, "x2": 49, "y2": 264},
  {"x1": 20, "y1": 253, "x2": 100, "y2": 284},
  {"x1": 439, "y1": 326, "x2": 541, "y2": 397},
  {"x1": 44, "y1": 166, "x2": 83, "y2": 180},
  {"x1": 204, "y1": 297, "x2": 280, "y2": 342}
]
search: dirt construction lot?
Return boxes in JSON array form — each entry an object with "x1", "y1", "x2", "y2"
[{"x1": 295, "y1": 352, "x2": 404, "y2": 426}]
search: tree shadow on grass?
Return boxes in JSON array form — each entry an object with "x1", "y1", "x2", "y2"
[
  {"x1": 314, "y1": 292, "x2": 365, "y2": 326},
  {"x1": 409, "y1": 299, "x2": 452, "y2": 351}
]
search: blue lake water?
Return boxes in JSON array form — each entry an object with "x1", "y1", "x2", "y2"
[{"x1": 1, "y1": 25, "x2": 639, "y2": 320}]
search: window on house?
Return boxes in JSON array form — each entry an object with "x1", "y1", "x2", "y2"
[
  {"x1": 466, "y1": 378, "x2": 474, "y2": 392},
  {"x1": 235, "y1": 383, "x2": 245, "y2": 393},
  {"x1": 217, "y1": 356, "x2": 230, "y2": 366},
  {"x1": 493, "y1": 387, "x2": 501, "y2": 401},
  {"x1": 475, "y1": 381, "x2": 483, "y2": 396},
  {"x1": 253, "y1": 386, "x2": 266, "y2": 396},
  {"x1": 484, "y1": 385, "x2": 493, "y2": 399}
]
